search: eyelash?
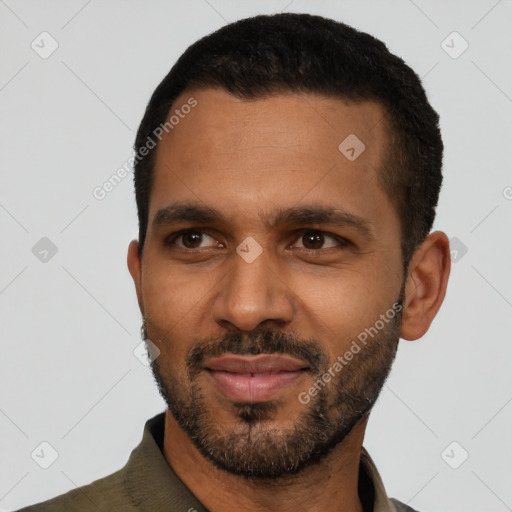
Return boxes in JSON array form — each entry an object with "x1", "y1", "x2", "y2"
[{"x1": 164, "y1": 229, "x2": 350, "y2": 254}]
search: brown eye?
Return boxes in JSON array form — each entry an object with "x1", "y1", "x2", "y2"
[
  {"x1": 293, "y1": 230, "x2": 341, "y2": 251},
  {"x1": 181, "y1": 231, "x2": 203, "y2": 248},
  {"x1": 302, "y1": 231, "x2": 325, "y2": 250},
  {"x1": 165, "y1": 230, "x2": 219, "y2": 250}
]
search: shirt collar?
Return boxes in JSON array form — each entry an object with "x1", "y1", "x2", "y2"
[
  {"x1": 121, "y1": 412, "x2": 400, "y2": 512},
  {"x1": 360, "y1": 445, "x2": 401, "y2": 512}
]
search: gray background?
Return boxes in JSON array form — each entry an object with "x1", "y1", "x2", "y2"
[{"x1": 1, "y1": 1, "x2": 511, "y2": 510}]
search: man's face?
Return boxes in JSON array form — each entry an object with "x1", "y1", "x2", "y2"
[{"x1": 131, "y1": 88, "x2": 405, "y2": 478}]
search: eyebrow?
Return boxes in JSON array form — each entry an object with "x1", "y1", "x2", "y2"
[{"x1": 153, "y1": 202, "x2": 376, "y2": 240}]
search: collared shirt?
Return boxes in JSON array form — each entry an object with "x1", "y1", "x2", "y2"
[{"x1": 16, "y1": 412, "x2": 419, "y2": 512}]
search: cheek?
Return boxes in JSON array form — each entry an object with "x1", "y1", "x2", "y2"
[
  {"x1": 293, "y1": 269, "x2": 393, "y2": 358},
  {"x1": 298, "y1": 280, "x2": 368, "y2": 337},
  {"x1": 143, "y1": 255, "x2": 204, "y2": 317},
  {"x1": 141, "y1": 261, "x2": 214, "y2": 359}
]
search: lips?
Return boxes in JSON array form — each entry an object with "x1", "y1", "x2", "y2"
[
  {"x1": 206, "y1": 354, "x2": 309, "y2": 373},
  {"x1": 205, "y1": 354, "x2": 309, "y2": 402}
]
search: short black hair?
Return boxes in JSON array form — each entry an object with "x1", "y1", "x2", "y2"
[{"x1": 133, "y1": 12, "x2": 443, "y2": 274}]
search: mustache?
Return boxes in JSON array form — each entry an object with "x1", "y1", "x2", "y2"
[{"x1": 186, "y1": 327, "x2": 328, "y2": 378}]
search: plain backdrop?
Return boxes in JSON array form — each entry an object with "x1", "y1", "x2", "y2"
[{"x1": 1, "y1": 1, "x2": 511, "y2": 511}]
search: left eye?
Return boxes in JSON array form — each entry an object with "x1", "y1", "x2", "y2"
[{"x1": 291, "y1": 230, "x2": 345, "y2": 251}]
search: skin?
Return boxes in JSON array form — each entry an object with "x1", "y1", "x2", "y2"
[{"x1": 127, "y1": 88, "x2": 451, "y2": 512}]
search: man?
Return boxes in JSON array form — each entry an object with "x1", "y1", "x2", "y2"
[{"x1": 17, "y1": 12, "x2": 450, "y2": 512}]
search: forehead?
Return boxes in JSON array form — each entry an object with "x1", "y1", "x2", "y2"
[
  {"x1": 158, "y1": 88, "x2": 388, "y2": 163},
  {"x1": 149, "y1": 88, "x2": 395, "y2": 234}
]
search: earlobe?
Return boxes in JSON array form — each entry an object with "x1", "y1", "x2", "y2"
[
  {"x1": 400, "y1": 231, "x2": 451, "y2": 341},
  {"x1": 127, "y1": 240, "x2": 144, "y2": 314}
]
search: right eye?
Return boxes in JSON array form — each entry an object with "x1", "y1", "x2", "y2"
[{"x1": 164, "y1": 229, "x2": 222, "y2": 251}]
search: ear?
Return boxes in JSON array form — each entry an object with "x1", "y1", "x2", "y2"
[
  {"x1": 400, "y1": 231, "x2": 451, "y2": 341},
  {"x1": 127, "y1": 239, "x2": 144, "y2": 315}
]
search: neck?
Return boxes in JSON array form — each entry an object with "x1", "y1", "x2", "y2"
[{"x1": 163, "y1": 410, "x2": 369, "y2": 512}]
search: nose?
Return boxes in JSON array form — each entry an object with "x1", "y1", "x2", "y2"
[{"x1": 210, "y1": 245, "x2": 295, "y2": 332}]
